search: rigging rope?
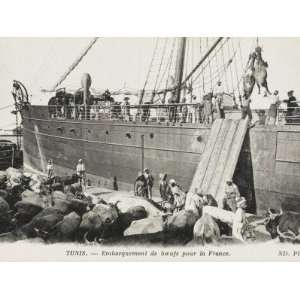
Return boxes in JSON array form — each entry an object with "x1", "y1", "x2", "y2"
[
  {"x1": 183, "y1": 38, "x2": 190, "y2": 97},
  {"x1": 192, "y1": 43, "x2": 238, "y2": 91},
  {"x1": 189, "y1": 38, "x2": 195, "y2": 102},
  {"x1": 164, "y1": 39, "x2": 177, "y2": 96},
  {"x1": 139, "y1": 38, "x2": 159, "y2": 104},
  {"x1": 190, "y1": 38, "x2": 229, "y2": 86},
  {"x1": 193, "y1": 61, "x2": 231, "y2": 89},
  {"x1": 152, "y1": 38, "x2": 168, "y2": 98},
  {"x1": 44, "y1": 37, "x2": 99, "y2": 92},
  {"x1": 226, "y1": 40, "x2": 235, "y2": 95},
  {"x1": 181, "y1": 37, "x2": 224, "y2": 90},
  {"x1": 238, "y1": 38, "x2": 244, "y2": 77},
  {"x1": 157, "y1": 38, "x2": 175, "y2": 93},
  {"x1": 215, "y1": 44, "x2": 222, "y2": 84},
  {"x1": 206, "y1": 38, "x2": 213, "y2": 92},
  {"x1": 221, "y1": 41, "x2": 230, "y2": 93},
  {"x1": 0, "y1": 104, "x2": 14, "y2": 111},
  {"x1": 231, "y1": 39, "x2": 241, "y2": 96},
  {"x1": 199, "y1": 38, "x2": 205, "y2": 95}
]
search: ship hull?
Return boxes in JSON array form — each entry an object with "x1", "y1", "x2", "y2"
[
  {"x1": 23, "y1": 105, "x2": 300, "y2": 214},
  {"x1": 23, "y1": 106, "x2": 211, "y2": 191}
]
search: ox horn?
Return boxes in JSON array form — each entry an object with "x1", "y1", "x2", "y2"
[
  {"x1": 95, "y1": 237, "x2": 104, "y2": 244},
  {"x1": 277, "y1": 226, "x2": 297, "y2": 241}
]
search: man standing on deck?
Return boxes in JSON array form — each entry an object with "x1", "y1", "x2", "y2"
[
  {"x1": 213, "y1": 81, "x2": 225, "y2": 119},
  {"x1": 203, "y1": 93, "x2": 213, "y2": 124},
  {"x1": 267, "y1": 90, "x2": 280, "y2": 125},
  {"x1": 76, "y1": 159, "x2": 86, "y2": 188},
  {"x1": 240, "y1": 95, "x2": 252, "y2": 121},
  {"x1": 123, "y1": 96, "x2": 131, "y2": 121},
  {"x1": 283, "y1": 90, "x2": 299, "y2": 123},
  {"x1": 168, "y1": 92, "x2": 177, "y2": 123},
  {"x1": 181, "y1": 97, "x2": 188, "y2": 123},
  {"x1": 223, "y1": 179, "x2": 240, "y2": 212}
]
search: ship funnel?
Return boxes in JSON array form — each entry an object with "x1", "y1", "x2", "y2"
[{"x1": 81, "y1": 73, "x2": 92, "y2": 105}]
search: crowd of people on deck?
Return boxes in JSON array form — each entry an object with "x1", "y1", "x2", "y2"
[
  {"x1": 240, "y1": 89, "x2": 300, "y2": 125},
  {"x1": 48, "y1": 81, "x2": 300, "y2": 125}
]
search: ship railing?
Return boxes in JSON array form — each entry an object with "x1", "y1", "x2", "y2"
[
  {"x1": 47, "y1": 103, "x2": 241, "y2": 125},
  {"x1": 47, "y1": 104, "x2": 300, "y2": 125},
  {"x1": 276, "y1": 107, "x2": 300, "y2": 125}
]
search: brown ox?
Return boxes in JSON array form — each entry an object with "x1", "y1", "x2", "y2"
[{"x1": 264, "y1": 208, "x2": 300, "y2": 242}]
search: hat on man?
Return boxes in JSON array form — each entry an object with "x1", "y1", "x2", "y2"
[
  {"x1": 124, "y1": 97, "x2": 130, "y2": 101},
  {"x1": 288, "y1": 90, "x2": 294, "y2": 96},
  {"x1": 226, "y1": 178, "x2": 232, "y2": 184},
  {"x1": 169, "y1": 179, "x2": 176, "y2": 185},
  {"x1": 159, "y1": 173, "x2": 167, "y2": 180},
  {"x1": 255, "y1": 46, "x2": 262, "y2": 53}
]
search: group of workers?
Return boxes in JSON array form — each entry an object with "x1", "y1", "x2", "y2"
[
  {"x1": 134, "y1": 170, "x2": 186, "y2": 212},
  {"x1": 240, "y1": 89, "x2": 299, "y2": 124},
  {"x1": 162, "y1": 80, "x2": 225, "y2": 125},
  {"x1": 46, "y1": 158, "x2": 86, "y2": 186},
  {"x1": 134, "y1": 168, "x2": 253, "y2": 241}
]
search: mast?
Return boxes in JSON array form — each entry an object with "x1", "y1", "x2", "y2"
[
  {"x1": 182, "y1": 37, "x2": 224, "y2": 86},
  {"x1": 174, "y1": 37, "x2": 186, "y2": 103}
]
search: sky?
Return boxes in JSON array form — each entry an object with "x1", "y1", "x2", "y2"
[{"x1": 0, "y1": 37, "x2": 300, "y2": 128}]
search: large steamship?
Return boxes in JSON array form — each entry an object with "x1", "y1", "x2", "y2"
[{"x1": 14, "y1": 37, "x2": 300, "y2": 214}]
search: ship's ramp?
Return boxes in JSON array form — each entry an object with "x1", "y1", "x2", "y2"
[{"x1": 188, "y1": 117, "x2": 249, "y2": 206}]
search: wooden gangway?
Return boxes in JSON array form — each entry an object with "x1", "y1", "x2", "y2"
[{"x1": 188, "y1": 117, "x2": 249, "y2": 206}]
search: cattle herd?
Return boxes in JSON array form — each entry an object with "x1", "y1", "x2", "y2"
[{"x1": 0, "y1": 167, "x2": 300, "y2": 245}]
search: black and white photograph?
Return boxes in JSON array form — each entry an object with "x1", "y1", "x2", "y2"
[{"x1": 0, "y1": 36, "x2": 300, "y2": 261}]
